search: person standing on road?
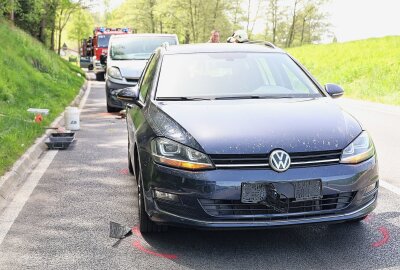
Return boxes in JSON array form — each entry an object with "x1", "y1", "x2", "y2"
[{"x1": 208, "y1": 30, "x2": 220, "y2": 43}]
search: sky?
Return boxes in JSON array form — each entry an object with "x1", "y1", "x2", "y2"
[
  {"x1": 325, "y1": 0, "x2": 400, "y2": 42},
  {"x1": 91, "y1": 0, "x2": 400, "y2": 42}
]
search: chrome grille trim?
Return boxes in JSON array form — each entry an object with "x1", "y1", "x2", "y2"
[
  {"x1": 211, "y1": 150, "x2": 342, "y2": 169},
  {"x1": 215, "y1": 163, "x2": 269, "y2": 168},
  {"x1": 291, "y1": 158, "x2": 340, "y2": 165}
]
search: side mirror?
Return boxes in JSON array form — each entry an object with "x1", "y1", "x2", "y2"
[
  {"x1": 325, "y1": 83, "x2": 344, "y2": 98},
  {"x1": 88, "y1": 64, "x2": 94, "y2": 71},
  {"x1": 100, "y1": 54, "x2": 107, "y2": 65},
  {"x1": 116, "y1": 86, "x2": 143, "y2": 108}
]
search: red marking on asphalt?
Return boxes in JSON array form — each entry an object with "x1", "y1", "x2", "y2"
[
  {"x1": 119, "y1": 168, "x2": 129, "y2": 175},
  {"x1": 132, "y1": 226, "x2": 142, "y2": 237},
  {"x1": 372, "y1": 227, "x2": 390, "y2": 248},
  {"x1": 363, "y1": 214, "x2": 373, "y2": 223},
  {"x1": 133, "y1": 240, "x2": 178, "y2": 259}
]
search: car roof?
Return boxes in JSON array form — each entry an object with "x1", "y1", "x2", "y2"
[
  {"x1": 110, "y1": 33, "x2": 178, "y2": 40},
  {"x1": 161, "y1": 43, "x2": 285, "y2": 54}
]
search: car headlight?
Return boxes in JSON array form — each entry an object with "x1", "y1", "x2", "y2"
[
  {"x1": 107, "y1": 66, "x2": 123, "y2": 79},
  {"x1": 340, "y1": 131, "x2": 375, "y2": 164},
  {"x1": 151, "y1": 138, "x2": 214, "y2": 170}
]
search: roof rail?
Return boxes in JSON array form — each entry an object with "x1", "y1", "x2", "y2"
[
  {"x1": 247, "y1": 40, "x2": 277, "y2": 49},
  {"x1": 263, "y1": 41, "x2": 277, "y2": 49}
]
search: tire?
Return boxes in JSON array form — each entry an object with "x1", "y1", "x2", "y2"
[
  {"x1": 128, "y1": 143, "x2": 134, "y2": 175},
  {"x1": 95, "y1": 72, "x2": 104, "y2": 81},
  {"x1": 106, "y1": 94, "x2": 119, "y2": 113},
  {"x1": 137, "y1": 172, "x2": 167, "y2": 233},
  {"x1": 107, "y1": 103, "x2": 118, "y2": 113}
]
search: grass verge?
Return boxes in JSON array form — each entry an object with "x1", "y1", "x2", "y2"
[
  {"x1": 0, "y1": 19, "x2": 84, "y2": 176},
  {"x1": 287, "y1": 36, "x2": 400, "y2": 105}
]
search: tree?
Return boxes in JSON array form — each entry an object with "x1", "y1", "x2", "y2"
[
  {"x1": 286, "y1": 0, "x2": 300, "y2": 47},
  {"x1": 55, "y1": 0, "x2": 82, "y2": 55},
  {"x1": 228, "y1": 0, "x2": 245, "y2": 33},
  {"x1": 67, "y1": 8, "x2": 94, "y2": 52},
  {"x1": 267, "y1": 0, "x2": 280, "y2": 44},
  {"x1": 0, "y1": 0, "x2": 17, "y2": 21},
  {"x1": 108, "y1": 0, "x2": 235, "y2": 43}
]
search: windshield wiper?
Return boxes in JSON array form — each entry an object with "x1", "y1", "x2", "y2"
[
  {"x1": 214, "y1": 95, "x2": 294, "y2": 100},
  {"x1": 214, "y1": 95, "x2": 261, "y2": 100},
  {"x1": 156, "y1": 97, "x2": 212, "y2": 101}
]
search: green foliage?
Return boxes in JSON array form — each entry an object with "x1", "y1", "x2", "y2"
[
  {"x1": 287, "y1": 36, "x2": 400, "y2": 105},
  {"x1": 106, "y1": 0, "x2": 329, "y2": 46},
  {"x1": 108, "y1": 0, "x2": 237, "y2": 43},
  {"x1": 0, "y1": 19, "x2": 84, "y2": 176},
  {"x1": 67, "y1": 7, "x2": 95, "y2": 51}
]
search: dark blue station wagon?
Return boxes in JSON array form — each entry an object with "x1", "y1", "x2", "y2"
[{"x1": 117, "y1": 43, "x2": 379, "y2": 233}]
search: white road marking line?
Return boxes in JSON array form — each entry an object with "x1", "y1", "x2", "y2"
[
  {"x1": 0, "y1": 151, "x2": 58, "y2": 245},
  {"x1": 380, "y1": 180, "x2": 400, "y2": 196},
  {"x1": 79, "y1": 80, "x2": 92, "y2": 111}
]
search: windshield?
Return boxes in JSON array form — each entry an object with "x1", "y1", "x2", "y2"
[
  {"x1": 110, "y1": 36, "x2": 177, "y2": 60},
  {"x1": 156, "y1": 52, "x2": 323, "y2": 99},
  {"x1": 98, "y1": 35, "x2": 112, "y2": 48}
]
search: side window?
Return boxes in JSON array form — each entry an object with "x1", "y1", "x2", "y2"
[{"x1": 139, "y1": 53, "x2": 159, "y2": 101}]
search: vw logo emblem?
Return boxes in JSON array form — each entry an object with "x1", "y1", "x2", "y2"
[{"x1": 269, "y1": 150, "x2": 291, "y2": 172}]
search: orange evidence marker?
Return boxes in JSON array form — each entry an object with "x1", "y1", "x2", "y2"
[{"x1": 34, "y1": 114, "x2": 43, "y2": 123}]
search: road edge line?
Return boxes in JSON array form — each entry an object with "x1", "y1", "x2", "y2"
[
  {"x1": 380, "y1": 180, "x2": 400, "y2": 196},
  {"x1": 0, "y1": 151, "x2": 58, "y2": 245}
]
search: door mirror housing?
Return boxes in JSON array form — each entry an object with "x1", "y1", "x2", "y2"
[
  {"x1": 116, "y1": 86, "x2": 143, "y2": 108},
  {"x1": 325, "y1": 83, "x2": 344, "y2": 98}
]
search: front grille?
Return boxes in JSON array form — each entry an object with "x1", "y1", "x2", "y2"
[
  {"x1": 199, "y1": 192, "x2": 355, "y2": 219},
  {"x1": 210, "y1": 150, "x2": 342, "y2": 169},
  {"x1": 125, "y1": 78, "x2": 139, "y2": 84}
]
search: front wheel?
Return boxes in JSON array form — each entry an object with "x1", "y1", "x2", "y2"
[{"x1": 137, "y1": 173, "x2": 167, "y2": 233}]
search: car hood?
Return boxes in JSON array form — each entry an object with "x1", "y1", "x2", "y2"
[
  {"x1": 108, "y1": 59, "x2": 147, "y2": 78},
  {"x1": 154, "y1": 98, "x2": 362, "y2": 154}
]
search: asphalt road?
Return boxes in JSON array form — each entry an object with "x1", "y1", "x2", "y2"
[{"x1": 0, "y1": 79, "x2": 399, "y2": 269}]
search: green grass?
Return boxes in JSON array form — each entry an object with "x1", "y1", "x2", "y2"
[
  {"x1": 287, "y1": 36, "x2": 400, "y2": 105},
  {"x1": 0, "y1": 19, "x2": 84, "y2": 176}
]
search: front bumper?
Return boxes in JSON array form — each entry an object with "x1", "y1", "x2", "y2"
[
  {"x1": 140, "y1": 151, "x2": 379, "y2": 229},
  {"x1": 150, "y1": 195, "x2": 377, "y2": 229},
  {"x1": 106, "y1": 79, "x2": 137, "y2": 109}
]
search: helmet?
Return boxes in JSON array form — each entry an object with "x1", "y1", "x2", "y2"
[{"x1": 229, "y1": 30, "x2": 248, "y2": 43}]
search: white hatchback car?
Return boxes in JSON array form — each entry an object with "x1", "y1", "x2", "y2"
[{"x1": 105, "y1": 34, "x2": 179, "y2": 112}]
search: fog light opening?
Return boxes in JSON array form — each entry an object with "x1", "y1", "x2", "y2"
[
  {"x1": 364, "y1": 182, "x2": 378, "y2": 196},
  {"x1": 154, "y1": 190, "x2": 180, "y2": 202}
]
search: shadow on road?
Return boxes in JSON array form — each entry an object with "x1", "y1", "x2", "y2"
[{"x1": 135, "y1": 206, "x2": 400, "y2": 270}]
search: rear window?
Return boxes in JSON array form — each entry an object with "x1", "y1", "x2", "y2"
[
  {"x1": 110, "y1": 36, "x2": 177, "y2": 60},
  {"x1": 156, "y1": 52, "x2": 322, "y2": 99}
]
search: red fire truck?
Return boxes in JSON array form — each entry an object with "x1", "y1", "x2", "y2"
[{"x1": 80, "y1": 27, "x2": 131, "y2": 81}]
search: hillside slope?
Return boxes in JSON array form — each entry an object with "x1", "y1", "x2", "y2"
[
  {"x1": 0, "y1": 19, "x2": 84, "y2": 176},
  {"x1": 288, "y1": 36, "x2": 400, "y2": 105}
]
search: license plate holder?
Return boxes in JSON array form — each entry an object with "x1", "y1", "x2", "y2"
[
  {"x1": 241, "y1": 183, "x2": 266, "y2": 204},
  {"x1": 293, "y1": 179, "x2": 322, "y2": 201}
]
